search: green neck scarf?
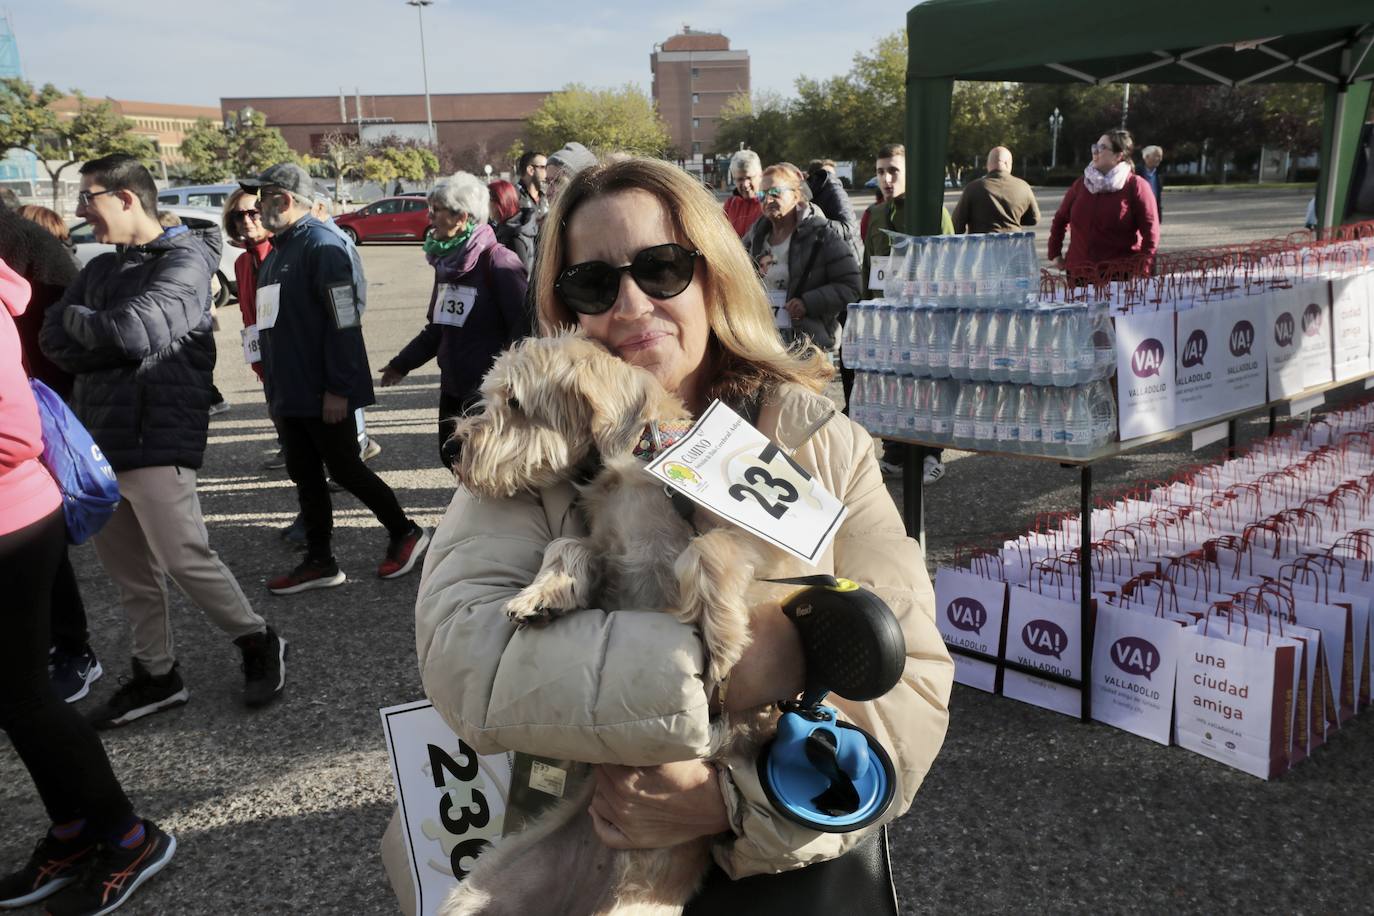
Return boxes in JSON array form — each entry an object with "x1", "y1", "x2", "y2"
[{"x1": 424, "y1": 221, "x2": 475, "y2": 257}]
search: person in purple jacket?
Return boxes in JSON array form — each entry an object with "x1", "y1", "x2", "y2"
[{"x1": 380, "y1": 172, "x2": 531, "y2": 467}]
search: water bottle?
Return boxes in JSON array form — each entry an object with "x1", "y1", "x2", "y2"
[
  {"x1": 1072, "y1": 304, "x2": 1096, "y2": 385},
  {"x1": 1049, "y1": 308, "x2": 1078, "y2": 387},
  {"x1": 908, "y1": 303, "x2": 930, "y2": 377},
  {"x1": 1089, "y1": 379, "x2": 1118, "y2": 447},
  {"x1": 912, "y1": 378, "x2": 933, "y2": 436},
  {"x1": 873, "y1": 301, "x2": 893, "y2": 371},
  {"x1": 1006, "y1": 231, "x2": 1038, "y2": 305},
  {"x1": 900, "y1": 238, "x2": 926, "y2": 306},
  {"x1": 1006, "y1": 307, "x2": 1031, "y2": 384},
  {"x1": 898, "y1": 376, "x2": 917, "y2": 438},
  {"x1": 993, "y1": 383, "x2": 1021, "y2": 452},
  {"x1": 927, "y1": 305, "x2": 954, "y2": 379},
  {"x1": 1092, "y1": 302, "x2": 1116, "y2": 380},
  {"x1": 952, "y1": 383, "x2": 977, "y2": 449},
  {"x1": 929, "y1": 379, "x2": 957, "y2": 443},
  {"x1": 1039, "y1": 385, "x2": 1068, "y2": 456},
  {"x1": 916, "y1": 237, "x2": 938, "y2": 302},
  {"x1": 1062, "y1": 385, "x2": 1094, "y2": 457},
  {"x1": 860, "y1": 301, "x2": 881, "y2": 371},
  {"x1": 1015, "y1": 385, "x2": 1043, "y2": 453},
  {"x1": 949, "y1": 308, "x2": 971, "y2": 380},
  {"x1": 975, "y1": 234, "x2": 1002, "y2": 308},
  {"x1": 966, "y1": 306, "x2": 991, "y2": 381},
  {"x1": 849, "y1": 371, "x2": 869, "y2": 430},
  {"x1": 878, "y1": 371, "x2": 899, "y2": 436},
  {"x1": 1027, "y1": 306, "x2": 1054, "y2": 386},
  {"x1": 985, "y1": 307, "x2": 1013, "y2": 383},
  {"x1": 972, "y1": 381, "x2": 998, "y2": 450},
  {"x1": 935, "y1": 237, "x2": 959, "y2": 303},
  {"x1": 890, "y1": 302, "x2": 911, "y2": 375},
  {"x1": 955, "y1": 236, "x2": 979, "y2": 307},
  {"x1": 841, "y1": 301, "x2": 862, "y2": 370}
]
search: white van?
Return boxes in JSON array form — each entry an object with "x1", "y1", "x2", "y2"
[{"x1": 156, "y1": 183, "x2": 241, "y2": 210}]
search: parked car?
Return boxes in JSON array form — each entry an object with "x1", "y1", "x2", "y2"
[
  {"x1": 333, "y1": 196, "x2": 431, "y2": 244},
  {"x1": 69, "y1": 205, "x2": 239, "y2": 307},
  {"x1": 156, "y1": 183, "x2": 241, "y2": 210}
]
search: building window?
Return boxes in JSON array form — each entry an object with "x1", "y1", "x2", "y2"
[
  {"x1": 691, "y1": 67, "x2": 700, "y2": 78},
  {"x1": 693, "y1": 118, "x2": 700, "y2": 129},
  {"x1": 692, "y1": 93, "x2": 700, "y2": 104},
  {"x1": 692, "y1": 142, "x2": 701, "y2": 155}
]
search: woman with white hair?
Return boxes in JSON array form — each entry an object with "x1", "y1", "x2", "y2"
[
  {"x1": 724, "y1": 148, "x2": 763, "y2": 236},
  {"x1": 380, "y1": 172, "x2": 529, "y2": 466}
]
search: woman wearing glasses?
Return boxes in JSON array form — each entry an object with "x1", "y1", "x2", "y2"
[
  {"x1": 1048, "y1": 128, "x2": 1160, "y2": 279},
  {"x1": 742, "y1": 162, "x2": 861, "y2": 352},
  {"x1": 398, "y1": 158, "x2": 951, "y2": 914},
  {"x1": 379, "y1": 172, "x2": 529, "y2": 467}
]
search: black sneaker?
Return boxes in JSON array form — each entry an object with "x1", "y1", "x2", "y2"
[
  {"x1": 0, "y1": 833, "x2": 96, "y2": 908},
  {"x1": 278, "y1": 514, "x2": 307, "y2": 546},
  {"x1": 235, "y1": 627, "x2": 288, "y2": 708},
  {"x1": 43, "y1": 821, "x2": 176, "y2": 916},
  {"x1": 86, "y1": 660, "x2": 189, "y2": 730},
  {"x1": 267, "y1": 557, "x2": 345, "y2": 595},
  {"x1": 51, "y1": 646, "x2": 103, "y2": 703}
]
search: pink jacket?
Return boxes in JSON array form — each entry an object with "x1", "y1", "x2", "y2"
[{"x1": 0, "y1": 257, "x2": 60, "y2": 536}]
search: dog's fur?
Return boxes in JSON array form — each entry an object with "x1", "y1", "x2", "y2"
[{"x1": 442, "y1": 332, "x2": 765, "y2": 916}]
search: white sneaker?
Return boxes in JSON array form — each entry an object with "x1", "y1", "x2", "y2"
[{"x1": 922, "y1": 456, "x2": 946, "y2": 485}]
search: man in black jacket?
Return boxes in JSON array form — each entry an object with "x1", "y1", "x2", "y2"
[
  {"x1": 40, "y1": 154, "x2": 286, "y2": 726},
  {"x1": 242, "y1": 163, "x2": 428, "y2": 594}
]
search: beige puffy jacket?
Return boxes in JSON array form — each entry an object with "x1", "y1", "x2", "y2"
[{"x1": 412, "y1": 382, "x2": 953, "y2": 879}]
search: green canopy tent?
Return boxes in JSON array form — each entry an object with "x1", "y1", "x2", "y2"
[{"x1": 903, "y1": 0, "x2": 1374, "y2": 237}]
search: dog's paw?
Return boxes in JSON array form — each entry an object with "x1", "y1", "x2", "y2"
[{"x1": 504, "y1": 590, "x2": 568, "y2": 627}]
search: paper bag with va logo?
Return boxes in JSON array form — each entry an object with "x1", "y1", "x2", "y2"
[
  {"x1": 934, "y1": 567, "x2": 1007, "y2": 694},
  {"x1": 1090, "y1": 603, "x2": 1186, "y2": 746},
  {"x1": 1002, "y1": 581, "x2": 1088, "y2": 718}
]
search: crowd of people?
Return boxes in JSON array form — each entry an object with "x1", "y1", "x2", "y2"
[{"x1": 0, "y1": 128, "x2": 1164, "y2": 915}]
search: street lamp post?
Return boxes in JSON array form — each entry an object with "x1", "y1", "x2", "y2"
[
  {"x1": 407, "y1": 0, "x2": 436, "y2": 146},
  {"x1": 1048, "y1": 107, "x2": 1064, "y2": 170}
]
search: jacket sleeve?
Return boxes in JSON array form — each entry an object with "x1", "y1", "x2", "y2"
[
  {"x1": 1131, "y1": 176, "x2": 1161, "y2": 266},
  {"x1": 950, "y1": 187, "x2": 972, "y2": 234},
  {"x1": 492, "y1": 249, "x2": 531, "y2": 347},
  {"x1": 713, "y1": 415, "x2": 953, "y2": 878},
  {"x1": 387, "y1": 279, "x2": 442, "y2": 376},
  {"x1": 940, "y1": 206, "x2": 955, "y2": 235},
  {"x1": 38, "y1": 263, "x2": 133, "y2": 374},
  {"x1": 414, "y1": 486, "x2": 717, "y2": 764},
  {"x1": 311, "y1": 241, "x2": 370, "y2": 396},
  {"x1": 1023, "y1": 187, "x2": 1042, "y2": 227},
  {"x1": 1048, "y1": 182, "x2": 1078, "y2": 261},
  {"x1": 57, "y1": 248, "x2": 207, "y2": 360},
  {"x1": 797, "y1": 225, "x2": 861, "y2": 328}
]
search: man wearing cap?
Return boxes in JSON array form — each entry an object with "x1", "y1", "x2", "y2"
[
  {"x1": 241, "y1": 162, "x2": 429, "y2": 594},
  {"x1": 544, "y1": 142, "x2": 597, "y2": 205}
]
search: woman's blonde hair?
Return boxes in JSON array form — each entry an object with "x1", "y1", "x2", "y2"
[
  {"x1": 534, "y1": 157, "x2": 833, "y2": 403},
  {"x1": 221, "y1": 187, "x2": 256, "y2": 243}
]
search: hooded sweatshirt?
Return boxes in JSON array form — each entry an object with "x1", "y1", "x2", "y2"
[{"x1": 0, "y1": 257, "x2": 61, "y2": 537}]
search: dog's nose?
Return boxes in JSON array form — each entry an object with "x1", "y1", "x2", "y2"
[{"x1": 441, "y1": 435, "x2": 462, "y2": 470}]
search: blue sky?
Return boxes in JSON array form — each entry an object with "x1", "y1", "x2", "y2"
[{"x1": 12, "y1": 0, "x2": 903, "y2": 107}]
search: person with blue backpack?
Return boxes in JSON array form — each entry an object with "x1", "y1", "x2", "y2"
[
  {"x1": 39, "y1": 154, "x2": 287, "y2": 728},
  {"x1": 0, "y1": 255, "x2": 175, "y2": 915}
]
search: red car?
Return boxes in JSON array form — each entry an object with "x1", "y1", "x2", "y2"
[{"x1": 333, "y1": 196, "x2": 431, "y2": 244}]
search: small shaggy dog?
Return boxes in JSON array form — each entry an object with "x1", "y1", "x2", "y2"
[{"x1": 442, "y1": 332, "x2": 768, "y2": 916}]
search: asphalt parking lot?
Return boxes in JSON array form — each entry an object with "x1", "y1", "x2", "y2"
[{"x1": 5, "y1": 185, "x2": 1370, "y2": 914}]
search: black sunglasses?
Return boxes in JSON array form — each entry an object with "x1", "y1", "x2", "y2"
[
  {"x1": 555, "y1": 243, "x2": 702, "y2": 315},
  {"x1": 233, "y1": 209, "x2": 261, "y2": 221}
]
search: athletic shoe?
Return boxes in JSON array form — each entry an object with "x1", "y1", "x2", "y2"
[
  {"x1": 279, "y1": 514, "x2": 307, "y2": 546},
  {"x1": 51, "y1": 646, "x2": 103, "y2": 704},
  {"x1": 235, "y1": 627, "x2": 288, "y2": 708},
  {"x1": 86, "y1": 661, "x2": 189, "y2": 730},
  {"x1": 877, "y1": 458, "x2": 902, "y2": 478},
  {"x1": 267, "y1": 557, "x2": 345, "y2": 595},
  {"x1": 262, "y1": 449, "x2": 287, "y2": 471},
  {"x1": 922, "y1": 455, "x2": 946, "y2": 485},
  {"x1": 208, "y1": 400, "x2": 231, "y2": 417},
  {"x1": 43, "y1": 821, "x2": 176, "y2": 916},
  {"x1": 361, "y1": 438, "x2": 382, "y2": 463},
  {"x1": 0, "y1": 834, "x2": 95, "y2": 909},
  {"x1": 378, "y1": 525, "x2": 430, "y2": 580}
]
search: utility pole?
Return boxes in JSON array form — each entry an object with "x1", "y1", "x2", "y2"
[
  {"x1": 407, "y1": 0, "x2": 436, "y2": 146},
  {"x1": 1048, "y1": 107, "x2": 1063, "y2": 169},
  {"x1": 1121, "y1": 83, "x2": 1131, "y2": 129}
]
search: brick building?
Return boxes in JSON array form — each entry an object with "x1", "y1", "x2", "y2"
[
  {"x1": 219, "y1": 92, "x2": 551, "y2": 169},
  {"x1": 650, "y1": 29, "x2": 749, "y2": 172},
  {"x1": 49, "y1": 97, "x2": 221, "y2": 168}
]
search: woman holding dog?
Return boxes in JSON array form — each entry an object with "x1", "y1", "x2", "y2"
[
  {"x1": 394, "y1": 158, "x2": 952, "y2": 913},
  {"x1": 379, "y1": 172, "x2": 529, "y2": 467}
]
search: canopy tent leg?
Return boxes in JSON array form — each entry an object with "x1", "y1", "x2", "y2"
[
  {"x1": 1317, "y1": 79, "x2": 1373, "y2": 231},
  {"x1": 904, "y1": 77, "x2": 954, "y2": 237}
]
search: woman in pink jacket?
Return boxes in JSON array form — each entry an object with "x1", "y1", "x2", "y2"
[
  {"x1": 1048, "y1": 128, "x2": 1160, "y2": 278},
  {"x1": 0, "y1": 259, "x2": 174, "y2": 913}
]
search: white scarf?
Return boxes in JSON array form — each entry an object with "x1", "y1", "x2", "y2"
[{"x1": 1082, "y1": 161, "x2": 1131, "y2": 194}]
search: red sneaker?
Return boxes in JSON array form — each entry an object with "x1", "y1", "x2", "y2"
[
  {"x1": 268, "y1": 558, "x2": 346, "y2": 595},
  {"x1": 378, "y1": 525, "x2": 430, "y2": 580}
]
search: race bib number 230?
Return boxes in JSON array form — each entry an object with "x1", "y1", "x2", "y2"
[{"x1": 643, "y1": 401, "x2": 847, "y2": 563}]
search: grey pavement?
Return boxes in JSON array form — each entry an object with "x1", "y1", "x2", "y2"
[{"x1": 4, "y1": 187, "x2": 1370, "y2": 915}]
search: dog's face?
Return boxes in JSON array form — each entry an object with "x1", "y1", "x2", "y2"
[{"x1": 452, "y1": 333, "x2": 660, "y2": 498}]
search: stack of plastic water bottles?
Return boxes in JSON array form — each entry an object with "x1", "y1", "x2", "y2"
[{"x1": 846, "y1": 232, "x2": 1120, "y2": 458}]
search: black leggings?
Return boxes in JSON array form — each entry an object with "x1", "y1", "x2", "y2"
[
  {"x1": 278, "y1": 413, "x2": 411, "y2": 562},
  {"x1": 50, "y1": 549, "x2": 89, "y2": 654},
  {"x1": 0, "y1": 509, "x2": 133, "y2": 831},
  {"x1": 438, "y1": 391, "x2": 479, "y2": 469}
]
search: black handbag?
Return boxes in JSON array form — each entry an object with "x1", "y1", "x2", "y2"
[{"x1": 682, "y1": 827, "x2": 898, "y2": 916}]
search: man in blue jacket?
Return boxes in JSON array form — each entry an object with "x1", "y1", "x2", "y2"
[
  {"x1": 40, "y1": 154, "x2": 287, "y2": 726},
  {"x1": 241, "y1": 163, "x2": 428, "y2": 594}
]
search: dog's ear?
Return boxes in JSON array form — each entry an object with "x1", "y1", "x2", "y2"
[{"x1": 574, "y1": 357, "x2": 653, "y2": 456}]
